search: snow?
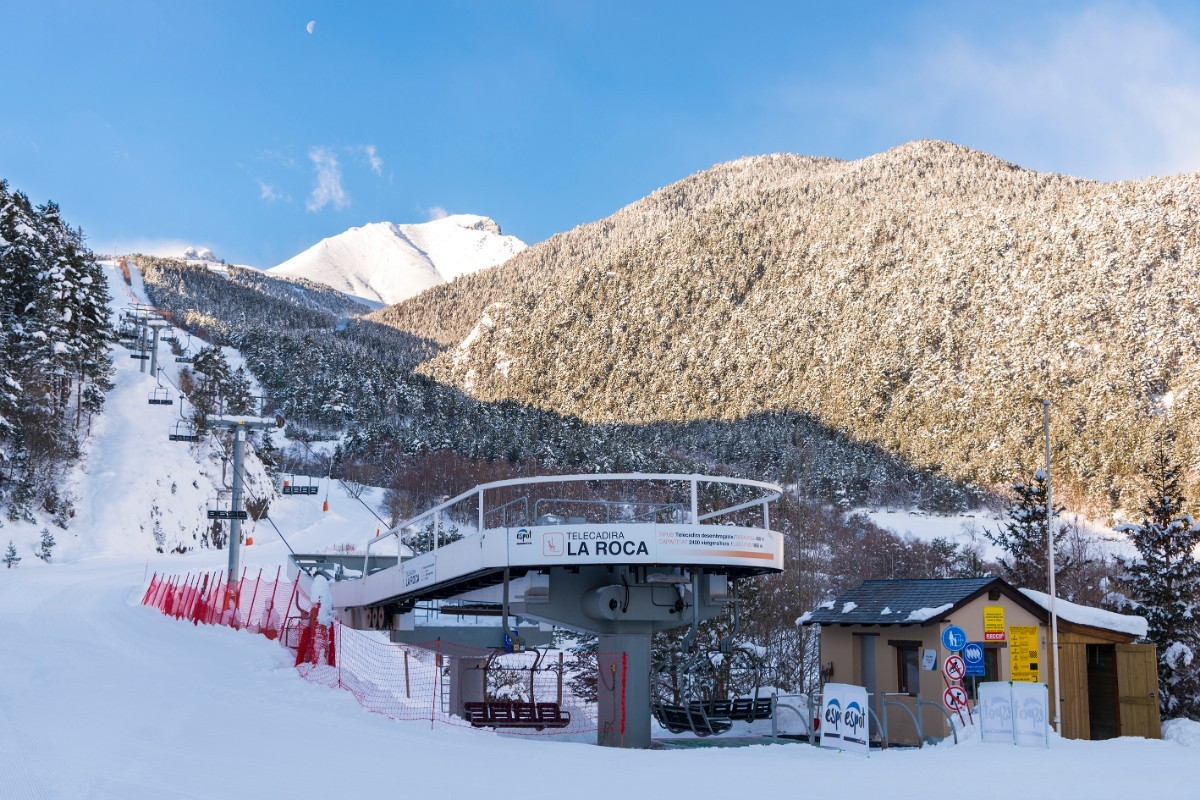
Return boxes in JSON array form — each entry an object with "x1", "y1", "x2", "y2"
[
  {"x1": 906, "y1": 603, "x2": 953, "y2": 622},
  {"x1": 841, "y1": 601, "x2": 858, "y2": 613},
  {"x1": 267, "y1": 214, "x2": 526, "y2": 307},
  {"x1": 1, "y1": 262, "x2": 1196, "y2": 798},
  {"x1": 1020, "y1": 589, "x2": 1149, "y2": 637}
]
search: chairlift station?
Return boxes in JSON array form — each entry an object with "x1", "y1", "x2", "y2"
[{"x1": 291, "y1": 473, "x2": 784, "y2": 748}]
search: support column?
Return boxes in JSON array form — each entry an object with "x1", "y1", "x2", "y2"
[
  {"x1": 448, "y1": 656, "x2": 487, "y2": 718},
  {"x1": 227, "y1": 425, "x2": 245, "y2": 585},
  {"x1": 138, "y1": 319, "x2": 149, "y2": 373},
  {"x1": 149, "y1": 324, "x2": 161, "y2": 378},
  {"x1": 597, "y1": 633, "x2": 651, "y2": 748}
]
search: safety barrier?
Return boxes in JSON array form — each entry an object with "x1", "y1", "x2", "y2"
[{"x1": 141, "y1": 570, "x2": 603, "y2": 737}]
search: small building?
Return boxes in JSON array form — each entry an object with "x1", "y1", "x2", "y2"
[{"x1": 800, "y1": 577, "x2": 1160, "y2": 744}]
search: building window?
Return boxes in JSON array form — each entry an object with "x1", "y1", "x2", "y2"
[{"x1": 897, "y1": 644, "x2": 920, "y2": 694}]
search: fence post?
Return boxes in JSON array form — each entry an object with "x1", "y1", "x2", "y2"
[
  {"x1": 246, "y1": 568, "x2": 263, "y2": 633},
  {"x1": 404, "y1": 650, "x2": 411, "y2": 698},
  {"x1": 142, "y1": 573, "x2": 158, "y2": 606},
  {"x1": 557, "y1": 652, "x2": 564, "y2": 706},
  {"x1": 263, "y1": 565, "x2": 282, "y2": 638},
  {"x1": 233, "y1": 566, "x2": 248, "y2": 629},
  {"x1": 209, "y1": 572, "x2": 224, "y2": 626}
]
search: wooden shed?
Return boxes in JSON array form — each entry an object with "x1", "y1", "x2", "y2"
[{"x1": 800, "y1": 577, "x2": 1160, "y2": 744}]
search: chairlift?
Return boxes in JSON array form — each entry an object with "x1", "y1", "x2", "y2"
[
  {"x1": 174, "y1": 331, "x2": 195, "y2": 364},
  {"x1": 168, "y1": 421, "x2": 201, "y2": 443},
  {"x1": 148, "y1": 386, "x2": 174, "y2": 406},
  {"x1": 206, "y1": 489, "x2": 247, "y2": 521},
  {"x1": 280, "y1": 474, "x2": 319, "y2": 496},
  {"x1": 461, "y1": 649, "x2": 572, "y2": 731},
  {"x1": 650, "y1": 592, "x2": 772, "y2": 737}
]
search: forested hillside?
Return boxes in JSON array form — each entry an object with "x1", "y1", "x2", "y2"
[
  {"x1": 138, "y1": 256, "x2": 976, "y2": 512},
  {"x1": 0, "y1": 181, "x2": 113, "y2": 523},
  {"x1": 384, "y1": 141, "x2": 1200, "y2": 513}
]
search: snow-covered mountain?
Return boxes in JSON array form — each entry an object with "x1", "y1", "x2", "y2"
[{"x1": 267, "y1": 214, "x2": 526, "y2": 308}]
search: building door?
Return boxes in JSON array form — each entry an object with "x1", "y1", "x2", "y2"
[
  {"x1": 1115, "y1": 643, "x2": 1162, "y2": 739},
  {"x1": 1086, "y1": 644, "x2": 1118, "y2": 740}
]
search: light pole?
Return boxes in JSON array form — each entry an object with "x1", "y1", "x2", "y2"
[{"x1": 1042, "y1": 399, "x2": 1062, "y2": 733}]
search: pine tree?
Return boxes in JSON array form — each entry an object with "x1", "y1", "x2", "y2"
[
  {"x1": 1116, "y1": 437, "x2": 1200, "y2": 718},
  {"x1": 4, "y1": 540, "x2": 19, "y2": 568},
  {"x1": 983, "y1": 470, "x2": 1069, "y2": 592},
  {"x1": 37, "y1": 527, "x2": 55, "y2": 562}
]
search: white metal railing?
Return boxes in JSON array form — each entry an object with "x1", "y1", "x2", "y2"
[{"x1": 361, "y1": 473, "x2": 783, "y2": 580}]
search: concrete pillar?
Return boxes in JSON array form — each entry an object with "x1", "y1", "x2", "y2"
[{"x1": 597, "y1": 633, "x2": 651, "y2": 748}]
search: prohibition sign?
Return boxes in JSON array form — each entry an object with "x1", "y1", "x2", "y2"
[
  {"x1": 943, "y1": 685, "x2": 969, "y2": 710},
  {"x1": 943, "y1": 654, "x2": 966, "y2": 681}
]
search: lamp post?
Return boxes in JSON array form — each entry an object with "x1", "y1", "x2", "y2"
[{"x1": 1043, "y1": 399, "x2": 1063, "y2": 733}]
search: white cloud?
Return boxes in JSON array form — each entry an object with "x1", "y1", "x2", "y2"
[
  {"x1": 258, "y1": 180, "x2": 290, "y2": 203},
  {"x1": 362, "y1": 144, "x2": 383, "y2": 175},
  {"x1": 306, "y1": 146, "x2": 349, "y2": 212},
  {"x1": 798, "y1": 5, "x2": 1200, "y2": 180},
  {"x1": 425, "y1": 205, "x2": 449, "y2": 221},
  {"x1": 90, "y1": 238, "x2": 207, "y2": 259}
]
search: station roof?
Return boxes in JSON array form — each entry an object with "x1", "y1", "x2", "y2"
[{"x1": 798, "y1": 577, "x2": 1041, "y2": 627}]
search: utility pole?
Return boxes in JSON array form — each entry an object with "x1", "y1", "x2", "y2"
[{"x1": 1043, "y1": 399, "x2": 1062, "y2": 733}]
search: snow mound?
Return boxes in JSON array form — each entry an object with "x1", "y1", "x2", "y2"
[{"x1": 267, "y1": 214, "x2": 526, "y2": 307}]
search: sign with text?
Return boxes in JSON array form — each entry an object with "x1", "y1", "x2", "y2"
[
  {"x1": 963, "y1": 642, "x2": 986, "y2": 677},
  {"x1": 978, "y1": 682, "x2": 1015, "y2": 744},
  {"x1": 1012, "y1": 682, "x2": 1051, "y2": 747},
  {"x1": 983, "y1": 605, "x2": 1006, "y2": 641},
  {"x1": 507, "y1": 523, "x2": 782, "y2": 571},
  {"x1": 820, "y1": 683, "x2": 870, "y2": 756},
  {"x1": 1009, "y1": 626, "x2": 1041, "y2": 682}
]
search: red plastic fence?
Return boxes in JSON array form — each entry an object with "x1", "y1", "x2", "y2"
[{"x1": 142, "y1": 570, "x2": 604, "y2": 737}]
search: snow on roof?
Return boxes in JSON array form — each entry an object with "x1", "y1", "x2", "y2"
[
  {"x1": 841, "y1": 601, "x2": 858, "y2": 613},
  {"x1": 1019, "y1": 588, "x2": 1148, "y2": 637},
  {"x1": 905, "y1": 603, "x2": 952, "y2": 622}
]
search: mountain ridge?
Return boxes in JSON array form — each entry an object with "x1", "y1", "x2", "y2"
[{"x1": 371, "y1": 140, "x2": 1200, "y2": 512}]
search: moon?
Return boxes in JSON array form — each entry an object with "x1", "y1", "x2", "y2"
[{"x1": 306, "y1": 20, "x2": 316, "y2": 34}]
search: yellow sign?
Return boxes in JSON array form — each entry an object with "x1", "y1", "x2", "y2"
[
  {"x1": 984, "y1": 606, "x2": 1006, "y2": 641},
  {"x1": 1009, "y1": 625, "x2": 1040, "y2": 682}
]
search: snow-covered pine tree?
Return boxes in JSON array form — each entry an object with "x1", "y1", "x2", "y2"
[
  {"x1": 37, "y1": 527, "x2": 54, "y2": 562},
  {"x1": 1115, "y1": 436, "x2": 1200, "y2": 718},
  {"x1": 4, "y1": 540, "x2": 19, "y2": 568},
  {"x1": 983, "y1": 470, "x2": 1069, "y2": 593}
]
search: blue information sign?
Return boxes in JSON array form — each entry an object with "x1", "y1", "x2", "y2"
[
  {"x1": 963, "y1": 641, "x2": 986, "y2": 676},
  {"x1": 941, "y1": 625, "x2": 968, "y2": 652}
]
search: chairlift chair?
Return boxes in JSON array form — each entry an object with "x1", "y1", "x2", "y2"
[
  {"x1": 462, "y1": 649, "x2": 572, "y2": 730},
  {"x1": 168, "y1": 421, "x2": 201, "y2": 443},
  {"x1": 281, "y1": 474, "x2": 319, "y2": 496},
  {"x1": 148, "y1": 387, "x2": 174, "y2": 406},
  {"x1": 206, "y1": 489, "x2": 247, "y2": 521}
]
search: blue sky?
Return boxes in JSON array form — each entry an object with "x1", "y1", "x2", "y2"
[{"x1": 5, "y1": 1, "x2": 1200, "y2": 266}]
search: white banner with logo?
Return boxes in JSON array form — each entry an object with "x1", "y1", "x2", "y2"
[
  {"x1": 978, "y1": 681, "x2": 1049, "y2": 747},
  {"x1": 1012, "y1": 682, "x2": 1050, "y2": 747},
  {"x1": 819, "y1": 682, "x2": 870, "y2": 755},
  {"x1": 978, "y1": 681, "x2": 1015, "y2": 744}
]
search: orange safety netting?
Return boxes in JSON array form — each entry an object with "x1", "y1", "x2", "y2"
[{"x1": 141, "y1": 570, "x2": 607, "y2": 737}]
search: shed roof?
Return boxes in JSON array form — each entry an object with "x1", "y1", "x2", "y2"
[{"x1": 798, "y1": 577, "x2": 1028, "y2": 626}]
